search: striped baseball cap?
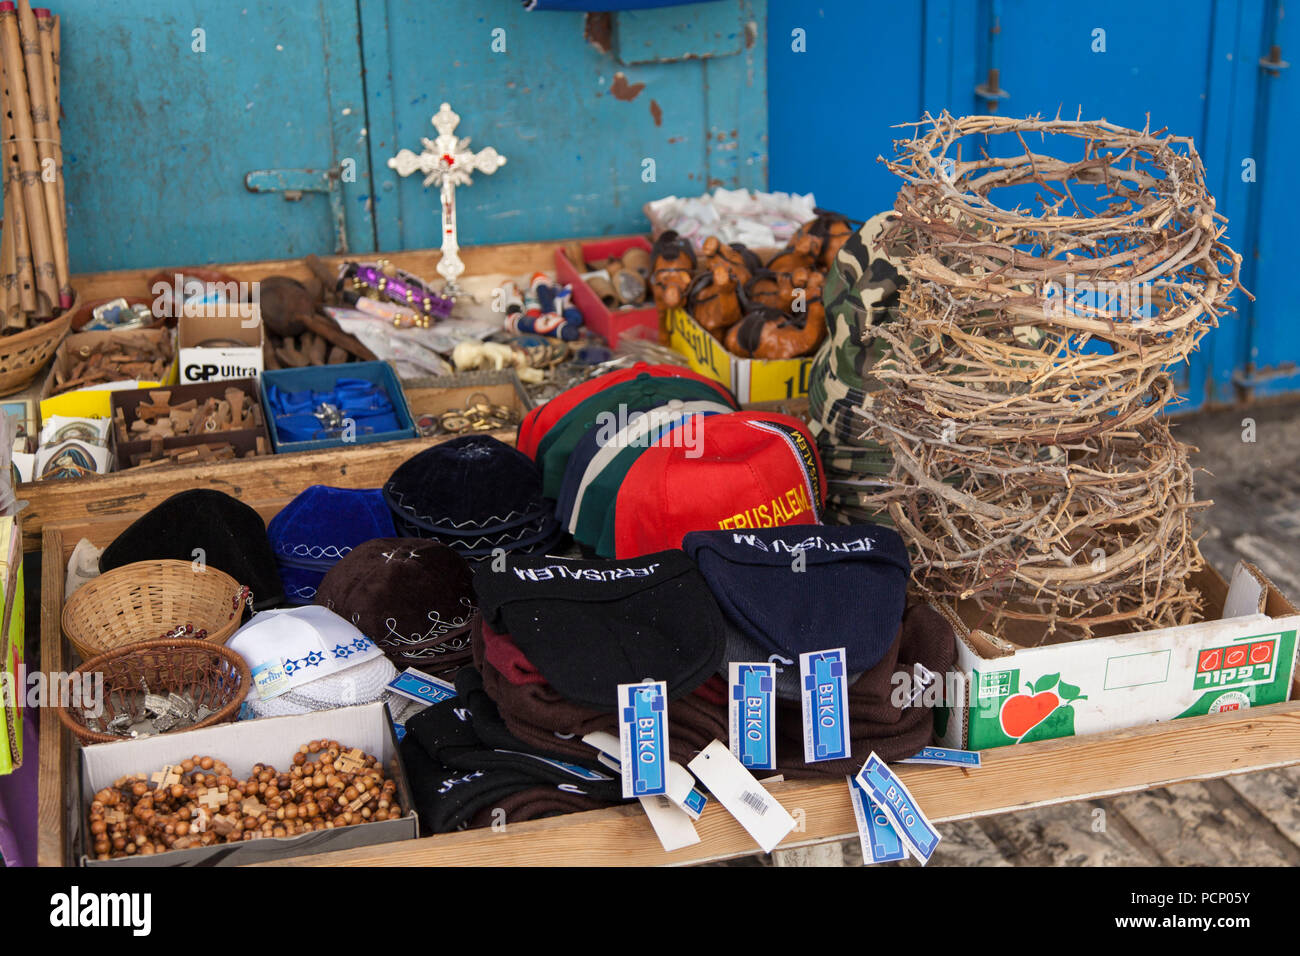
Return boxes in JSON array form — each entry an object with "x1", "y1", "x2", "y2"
[
  {"x1": 609, "y1": 411, "x2": 826, "y2": 559},
  {"x1": 516, "y1": 361, "x2": 736, "y2": 460}
]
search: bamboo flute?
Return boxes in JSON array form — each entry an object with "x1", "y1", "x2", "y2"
[
  {"x1": 0, "y1": 43, "x2": 35, "y2": 322},
  {"x1": 0, "y1": 1, "x2": 56, "y2": 316},
  {"x1": 34, "y1": 8, "x2": 60, "y2": 265},
  {"x1": 18, "y1": 0, "x2": 66, "y2": 307}
]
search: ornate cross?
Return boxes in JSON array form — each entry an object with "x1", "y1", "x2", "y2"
[{"x1": 388, "y1": 102, "x2": 507, "y2": 297}]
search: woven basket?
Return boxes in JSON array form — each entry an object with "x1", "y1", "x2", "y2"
[
  {"x1": 62, "y1": 559, "x2": 247, "y2": 661},
  {"x1": 0, "y1": 295, "x2": 77, "y2": 397},
  {"x1": 56, "y1": 638, "x2": 250, "y2": 744}
]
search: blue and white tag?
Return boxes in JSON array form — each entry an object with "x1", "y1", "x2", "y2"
[
  {"x1": 847, "y1": 776, "x2": 908, "y2": 864},
  {"x1": 681, "y1": 787, "x2": 708, "y2": 820},
  {"x1": 252, "y1": 659, "x2": 291, "y2": 700},
  {"x1": 386, "y1": 668, "x2": 457, "y2": 706},
  {"x1": 586, "y1": 729, "x2": 706, "y2": 818},
  {"x1": 800, "y1": 648, "x2": 850, "y2": 763},
  {"x1": 729, "y1": 662, "x2": 776, "y2": 770},
  {"x1": 899, "y1": 746, "x2": 982, "y2": 769},
  {"x1": 617, "y1": 681, "x2": 669, "y2": 798},
  {"x1": 854, "y1": 751, "x2": 941, "y2": 865}
]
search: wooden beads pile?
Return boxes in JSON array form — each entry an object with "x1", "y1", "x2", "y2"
[{"x1": 86, "y1": 739, "x2": 398, "y2": 860}]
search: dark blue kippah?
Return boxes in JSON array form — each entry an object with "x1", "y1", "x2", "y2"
[
  {"x1": 683, "y1": 524, "x2": 911, "y2": 673},
  {"x1": 384, "y1": 435, "x2": 550, "y2": 535}
]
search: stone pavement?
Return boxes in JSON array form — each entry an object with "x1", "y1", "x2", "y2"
[{"x1": 727, "y1": 396, "x2": 1300, "y2": 867}]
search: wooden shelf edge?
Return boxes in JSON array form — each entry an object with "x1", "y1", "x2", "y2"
[
  {"x1": 18, "y1": 429, "x2": 514, "y2": 552},
  {"x1": 36, "y1": 525, "x2": 67, "y2": 867},
  {"x1": 247, "y1": 698, "x2": 1300, "y2": 867}
]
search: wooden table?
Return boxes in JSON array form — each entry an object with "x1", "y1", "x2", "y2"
[
  {"x1": 36, "y1": 509, "x2": 1300, "y2": 867},
  {"x1": 29, "y1": 237, "x2": 1300, "y2": 867}
]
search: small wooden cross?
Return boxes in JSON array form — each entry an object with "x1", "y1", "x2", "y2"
[
  {"x1": 196, "y1": 788, "x2": 226, "y2": 812},
  {"x1": 150, "y1": 765, "x2": 181, "y2": 790},
  {"x1": 241, "y1": 797, "x2": 269, "y2": 818},
  {"x1": 346, "y1": 792, "x2": 373, "y2": 814},
  {"x1": 103, "y1": 807, "x2": 126, "y2": 826},
  {"x1": 334, "y1": 749, "x2": 366, "y2": 774}
]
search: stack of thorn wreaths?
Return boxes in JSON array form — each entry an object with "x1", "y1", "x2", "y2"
[
  {"x1": 648, "y1": 209, "x2": 859, "y2": 360},
  {"x1": 0, "y1": 1, "x2": 73, "y2": 328},
  {"x1": 854, "y1": 112, "x2": 1241, "y2": 638},
  {"x1": 399, "y1": 524, "x2": 956, "y2": 835}
]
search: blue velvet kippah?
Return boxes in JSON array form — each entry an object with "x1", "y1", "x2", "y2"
[{"x1": 268, "y1": 485, "x2": 398, "y2": 604}]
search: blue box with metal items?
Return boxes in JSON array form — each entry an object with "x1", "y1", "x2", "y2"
[{"x1": 259, "y1": 361, "x2": 416, "y2": 454}]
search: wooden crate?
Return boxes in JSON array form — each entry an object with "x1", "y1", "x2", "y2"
[
  {"x1": 14, "y1": 237, "x2": 580, "y2": 517},
  {"x1": 36, "y1": 507, "x2": 1300, "y2": 867},
  {"x1": 19, "y1": 238, "x2": 580, "y2": 549}
]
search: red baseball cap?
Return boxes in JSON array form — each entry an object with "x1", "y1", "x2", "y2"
[
  {"x1": 611, "y1": 411, "x2": 826, "y2": 558},
  {"x1": 516, "y1": 362, "x2": 735, "y2": 459}
]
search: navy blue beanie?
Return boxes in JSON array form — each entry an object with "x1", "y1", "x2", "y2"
[{"x1": 682, "y1": 524, "x2": 911, "y2": 673}]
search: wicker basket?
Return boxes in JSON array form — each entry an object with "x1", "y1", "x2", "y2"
[
  {"x1": 62, "y1": 559, "x2": 248, "y2": 661},
  {"x1": 0, "y1": 296, "x2": 77, "y2": 397},
  {"x1": 56, "y1": 638, "x2": 250, "y2": 744}
]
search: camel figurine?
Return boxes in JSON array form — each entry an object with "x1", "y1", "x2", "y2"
[{"x1": 725, "y1": 294, "x2": 827, "y2": 360}]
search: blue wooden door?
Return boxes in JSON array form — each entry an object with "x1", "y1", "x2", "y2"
[
  {"x1": 359, "y1": 0, "x2": 767, "y2": 252},
  {"x1": 768, "y1": 0, "x2": 1290, "y2": 409},
  {"x1": 1240, "y1": 0, "x2": 1300, "y2": 399},
  {"x1": 60, "y1": 0, "x2": 373, "y2": 272}
]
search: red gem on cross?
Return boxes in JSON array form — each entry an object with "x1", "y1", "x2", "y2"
[{"x1": 442, "y1": 154, "x2": 455, "y2": 166}]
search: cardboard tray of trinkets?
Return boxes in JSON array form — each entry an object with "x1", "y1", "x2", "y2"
[
  {"x1": 36, "y1": 499, "x2": 1300, "y2": 867},
  {"x1": 14, "y1": 236, "x2": 604, "y2": 552}
]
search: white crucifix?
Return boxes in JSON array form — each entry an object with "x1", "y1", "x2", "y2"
[{"x1": 388, "y1": 102, "x2": 507, "y2": 298}]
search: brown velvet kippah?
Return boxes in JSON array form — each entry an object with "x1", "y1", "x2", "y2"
[{"x1": 314, "y1": 537, "x2": 477, "y2": 673}]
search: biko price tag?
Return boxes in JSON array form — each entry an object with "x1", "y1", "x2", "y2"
[
  {"x1": 846, "y1": 776, "x2": 907, "y2": 864},
  {"x1": 688, "y1": 740, "x2": 795, "y2": 854},
  {"x1": 585, "y1": 730, "x2": 706, "y2": 819},
  {"x1": 854, "y1": 751, "x2": 941, "y2": 864},
  {"x1": 616, "y1": 684, "x2": 668, "y2": 798},
  {"x1": 587, "y1": 731, "x2": 703, "y2": 850},
  {"x1": 386, "y1": 668, "x2": 457, "y2": 706},
  {"x1": 899, "y1": 746, "x2": 982, "y2": 768},
  {"x1": 729, "y1": 662, "x2": 776, "y2": 770},
  {"x1": 800, "y1": 648, "x2": 850, "y2": 763}
]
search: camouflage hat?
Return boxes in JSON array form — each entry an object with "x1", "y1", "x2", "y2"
[{"x1": 808, "y1": 211, "x2": 907, "y2": 524}]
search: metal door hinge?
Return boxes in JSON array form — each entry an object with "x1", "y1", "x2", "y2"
[
  {"x1": 244, "y1": 166, "x2": 349, "y2": 254},
  {"x1": 975, "y1": 68, "x2": 1010, "y2": 111}
]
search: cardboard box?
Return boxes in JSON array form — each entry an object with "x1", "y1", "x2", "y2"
[
  {"x1": 260, "y1": 360, "x2": 416, "y2": 453},
  {"x1": 937, "y1": 561, "x2": 1300, "y2": 751},
  {"x1": 40, "y1": 328, "x2": 178, "y2": 420},
  {"x1": 555, "y1": 236, "x2": 659, "y2": 347},
  {"x1": 78, "y1": 703, "x2": 417, "y2": 866},
  {"x1": 177, "y1": 308, "x2": 265, "y2": 385},
  {"x1": 665, "y1": 306, "x2": 812, "y2": 403},
  {"x1": 402, "y1": 369, "x2": 533, "y2": 437},
  {"x1": 0, "y1": 516, "x2": 23, "y2": 776},
  {"x1": 110, "y1": 378, "x2": 271, "y2": 469}
]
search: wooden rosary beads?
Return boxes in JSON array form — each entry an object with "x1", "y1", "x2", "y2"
[{"x1": 86, "y1": 740, "x2": 398, "y2": 860}]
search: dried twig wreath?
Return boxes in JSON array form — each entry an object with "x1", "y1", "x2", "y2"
[{"x1": 857, "y1": 112, "x2": 1244, "y2": 639}]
